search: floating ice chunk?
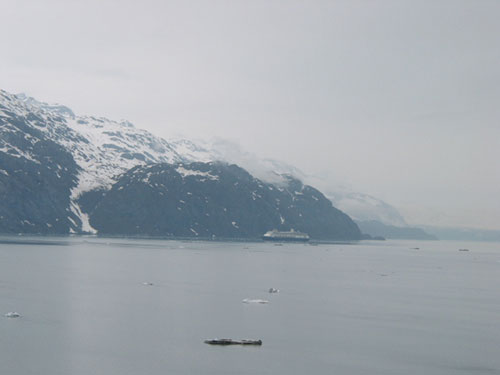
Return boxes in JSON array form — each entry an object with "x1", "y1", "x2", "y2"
[
  {"x1": 268, "y1": 288, "x2": 280, "y2": 293},
  {"x1": 5, "y1": 312, "x2": 21, "y2": 318},
  {"x1": 242, "y1": 299, "x2": 269, "y2": 304}
]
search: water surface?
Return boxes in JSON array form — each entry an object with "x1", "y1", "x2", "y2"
[{"x1": 1, "y1": 237, "x2": 499, "y2": 374}]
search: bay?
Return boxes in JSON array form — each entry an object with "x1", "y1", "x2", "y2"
[{"x1": 1, "y1": 236, "x2": 499, "y2": 374}]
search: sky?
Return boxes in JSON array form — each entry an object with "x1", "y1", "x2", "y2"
[{"x1": 1, "y1": 0, "x2": 499, "y2": 230}]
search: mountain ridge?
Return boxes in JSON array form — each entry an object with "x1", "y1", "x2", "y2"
[
  {"x1": 1, "y1": 90, "x2": 214, "y2": 230},
  {"x1": 79, "y1": 161, "x2": 362, "y2": 240},
  {"x1": 0, "y1": 89, "x2": 362, "y2": 239}
]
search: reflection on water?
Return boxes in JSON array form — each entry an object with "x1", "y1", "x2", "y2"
[{"x1": 0, "y1": 236, "x2": 499, "y2": 375}]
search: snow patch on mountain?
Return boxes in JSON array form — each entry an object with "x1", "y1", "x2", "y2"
[
  {"x1": 176, "y1": 165, "x2": 219, "y2": 180},
  {"x1": 0, "y1": 143, "x2": 41, "y2": 164},
  {"x1": 70, "y1": 201, "x2": 96, "y2": 234}
]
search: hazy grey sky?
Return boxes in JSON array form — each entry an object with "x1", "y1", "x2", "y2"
[{"x1": 1, "y1": 0, "x2": 499, "y2": 229}]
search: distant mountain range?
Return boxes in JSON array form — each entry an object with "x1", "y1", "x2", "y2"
[
  {"x1": 419, "y1": 226, "x2": 500, "y2": 242},
  {"x1": 0, "y1": 90, "x2": 361, "y2": 240},
  {"x1": 356, "y1": 220, "x2": 437, "y2": 241},
  {"x1": 6, "y1": 89, "x2": 486, "y2": 242}
]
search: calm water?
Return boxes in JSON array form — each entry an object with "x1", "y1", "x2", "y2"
[{"x1": 1, "y1": 236, "x2": 499, "y2": 375}]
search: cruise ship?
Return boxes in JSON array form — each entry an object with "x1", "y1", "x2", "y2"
[{"x1": 262, "y1": 229, "x2": 310, "y2": 242}]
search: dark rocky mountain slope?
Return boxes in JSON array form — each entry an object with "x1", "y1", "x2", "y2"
[
  {"x1": 80, "y1": 162, "x2": 362, "y2": 240},
  {"x1": 0, "y1": 111, "x2": 80, "y2": 233}
]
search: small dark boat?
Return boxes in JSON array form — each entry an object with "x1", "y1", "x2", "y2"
[{"x1": 204, "y1": 339, "x2": 262, "y2": 346}]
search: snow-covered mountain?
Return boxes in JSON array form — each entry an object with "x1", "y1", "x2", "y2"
[
  {"x1": 0, "y1": 89, "x2": 407, "y2": 237},
  {"x1": 0, "y1": 90, "x2": 213, "y2": 232},
  {"x1": 9, "y1": 92, "x2": 213, "y2": 193},
  {"x1": 200, "y1": 138, "x2": 409, "y2": 227}
]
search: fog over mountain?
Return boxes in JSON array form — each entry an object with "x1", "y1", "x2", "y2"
[
  {"x1": 202, "y1": 139, "x2": 409, "y2": 227},
  {"x1": 0, "y1": 90, "x2": 363, "y2": 240},
  {"x1": 1, "y1": 1, "x2": 499, "y2": 230}
]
